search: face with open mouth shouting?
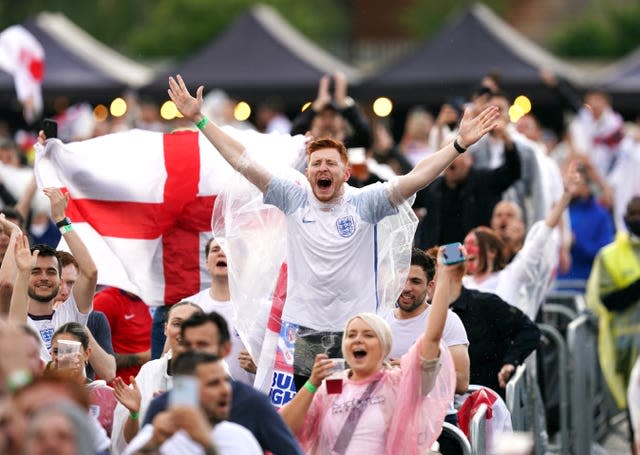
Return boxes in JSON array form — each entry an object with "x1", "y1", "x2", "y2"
[
  {"x1": 198, "y1": 360, "x2": 232, "y2": 424},
  {"x1": 205, "y1": 239, "x2": 228, "y2": 278},
  {"x1": 490, "y1": 201, "x2": 523, "y2": 241},
  {"x1": 306, "y1": 148, "x2": 350, "y2": 203},
  {"x1": 343, "y1": 317, "x2": 384, "y2": 381}
]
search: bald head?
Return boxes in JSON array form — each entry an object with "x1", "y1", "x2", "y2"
[
  {"x1": 491, "y1": 200, "x2": 525, "y2": 248},
  {"x1": 491, "y1": 201, "x2": 522, "y2": 229}
]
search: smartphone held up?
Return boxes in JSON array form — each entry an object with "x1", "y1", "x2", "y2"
[
  {"x1": 169, "y1": 375, "x2": 200, "y2": 408},
  {"x1": 442, "y1": 242, "x2": 465, "y2": 265}
]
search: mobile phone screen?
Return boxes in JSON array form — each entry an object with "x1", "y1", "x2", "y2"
[
  {"x1": 442, "y1": 242, "x2": 465, "y2": 265},
  {"x1": 169, "y1": 375, "x2": 199, "y2": 408}
]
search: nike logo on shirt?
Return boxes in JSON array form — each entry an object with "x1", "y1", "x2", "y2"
[{"x1": 124, "y1": 314, "x2": 135, "y2": 320}]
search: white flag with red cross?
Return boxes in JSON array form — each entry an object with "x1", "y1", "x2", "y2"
[
  {"x1": 0, "y1": 25, "x2": 45, "y2": 123},
  {"x1": 34, "y1": 127, "x2": 306, "y2": 307}
]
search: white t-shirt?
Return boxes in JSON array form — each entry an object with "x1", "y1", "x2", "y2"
[
  {"x1": 27, "y1": 294, "x2": 90, "y2": 361},
  {"x1": 462, "y1": 273, "x2": 500, "y2": 294},
  {"x1": 264, "y1": 178, "x2": 396, "y2": 331},
  {"x1": 382, "y1": 306, "x2": 468, "y2": 359},
  {"x1": 123, "y1": 421, "x2": 262, "y2": 455},
  {"x1": 112, "y1": 355, "x2": 172, "y2": 454},
  {"x1": 184, "y1": 290, "x2": 255, "y2": 386},
  {"x1": 382, "y1": 305, "x2": 468, "y2": 417}
]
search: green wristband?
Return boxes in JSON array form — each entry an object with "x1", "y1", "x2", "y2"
[
  {"x1": 304, "y1": 381, "x2": 317, "y2": 394},
  {"x1": 59, "y1": 224, "x2": 73, "y2": 235},
  {"x1": 196, "y1": 116, "x2": 209, "y2": 131},
  {"x1": 7, "y1": 369, "x2": 32, "y2": 393},
  {"x1": 129, "y1": 411, "x2": 140, "y2": 420}
]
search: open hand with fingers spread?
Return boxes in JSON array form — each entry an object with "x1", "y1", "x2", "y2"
[
  {"x1": 456, "y1": 105, "x2": 499, "y2": 149},
  {"x1": 43, "y1": 187, "x2": 69, "y2": 223},
  {"x1": 113, "y1": 376, "x2": 142, "y2": 414},
  {"x1": 168, "y1": 75, "x2": 204, "y2": 123},
  {"x1": 14, "y1": 234, "x2": 36, "y2": 273}
]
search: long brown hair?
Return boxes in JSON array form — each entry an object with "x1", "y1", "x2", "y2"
[{"x1": 471, "y1": 226, "x2": 507, "y2": 274}]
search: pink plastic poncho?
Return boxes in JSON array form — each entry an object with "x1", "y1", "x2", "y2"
[{"x1": 297, "y1": 337, "x2": 455, "y2": 455}]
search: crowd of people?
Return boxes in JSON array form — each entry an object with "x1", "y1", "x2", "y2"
[{"x1": 0, "y1": 65, "x2": 638, "y2": 455}]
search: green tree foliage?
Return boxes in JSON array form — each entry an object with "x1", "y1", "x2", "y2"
[
  {"x1": 0, "y1": 0, "x2": 347, "y2": 59},
  {"x1": 399, "y1": 0, "x2": 509, "y2": 40},
  {"x1": 551, "y1": 3, "x2": 640, "y2": 57},
  {"x1": 125, "y1": 0, "x2": 347, "y2": 58}
]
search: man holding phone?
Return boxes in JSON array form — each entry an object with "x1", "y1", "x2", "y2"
[
  {"x1": 382, "y1": 248, "x2": 469, "y2": 392},
  {"x1": 142, "y1": 312, "x2": 303, "y2": 455},
  {"x1": 425, "y1": 247, "x2": 540, "y2": 397},
  {"x1": 124, "y1": 351, "x2": 262, "y2": 455}
]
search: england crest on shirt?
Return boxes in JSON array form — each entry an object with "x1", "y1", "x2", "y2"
[{"x1": 336, "y1": 215, "x2": 356, "y2": 238}]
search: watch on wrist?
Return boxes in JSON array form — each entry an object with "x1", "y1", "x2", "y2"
[
  {"x1": 453, "y1": 138, "x2": 467, "y2": 153},
  {"x1": 55, "y1": 217, "x2": 71, "y2": 228}
]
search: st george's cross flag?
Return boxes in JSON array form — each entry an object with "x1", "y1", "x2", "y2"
[
  {"x1": 0, "y1": 25, "x2": 45, "y2": 123},
  {"x1": 34, "y1": 127, "x2": 307, "y2": 308}
]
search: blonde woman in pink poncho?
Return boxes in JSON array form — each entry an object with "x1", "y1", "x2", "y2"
[{"x1": 280, "y1": 247, "x2": 457, "y2": 454}]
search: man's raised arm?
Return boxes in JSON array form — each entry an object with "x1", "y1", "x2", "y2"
[
  {"x1": 44, "y1": 188, "x2": 97, "y2": 314},
  {"x1": 168, "y1": 75, "x2": 273, "y2": 193},
  {"x1": 389, "y1": 106, "x2": 498, "y2": 205}
]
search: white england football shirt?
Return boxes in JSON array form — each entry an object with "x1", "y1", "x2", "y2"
[
  {"x1": 27, "y1": 293, "x2": 90, "y2": 361},
  {"x1": 264, "y1": 178, "x2": 396, "y2": 331}
]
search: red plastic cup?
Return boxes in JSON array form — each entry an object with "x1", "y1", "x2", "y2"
[
  {"x1": 326, "y1": 378, "x2": 343, "y2": 394},
  {"x1": 326, "y1": 358, "x2": 345, "y2": 394}
]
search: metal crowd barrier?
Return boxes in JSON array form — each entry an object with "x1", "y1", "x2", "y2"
[
  {"x1": 498, "y1": 293, "x2": 613, "y2": 455},
  {"x1": 542, "y1": 303, "x2": 577, "y2": 324},
  {"x1": 547, "y1": 279, "x2": 587, "y2": 298},
  {"x1": 505, "y1": 353, "x2": 549, "y2": 454},
  {"x1": 506, "y1": 363, "x2": 528, "y2": 431},
  {"x1": 469, "y1": 403, "x2": 488, "y2": 455},
  {"x1": 537, "y1": 323, "x2": 570, "y2": 455},
  {"x1": 567, "y1": 313, "x2": 598, "y2": 455},
  {"x1": 441, "y1": 422, "x2": 472, "y2": 455}
]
